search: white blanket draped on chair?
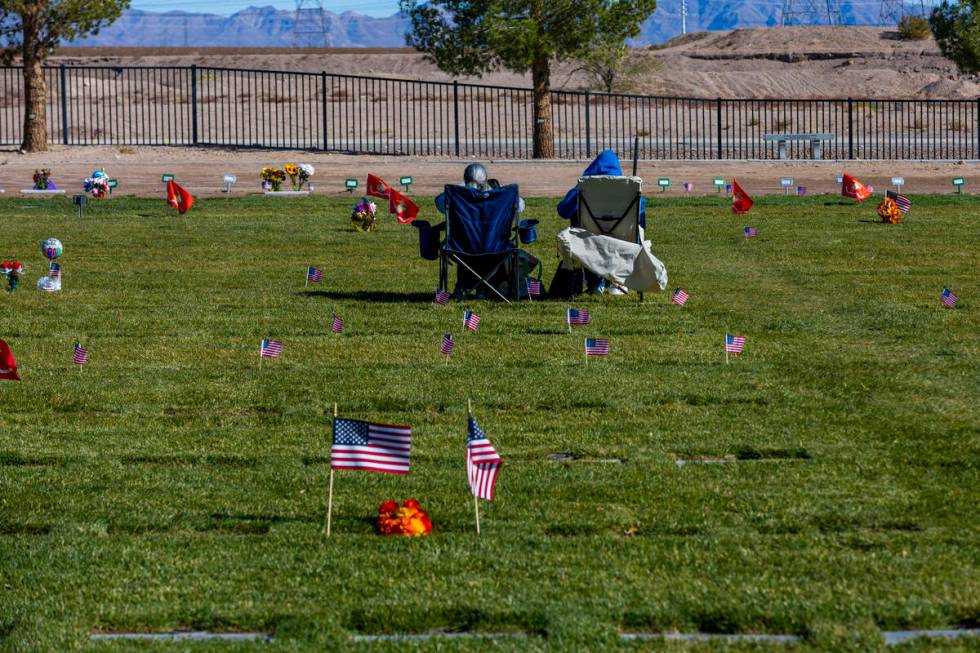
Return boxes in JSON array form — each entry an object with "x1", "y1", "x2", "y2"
[{"x1": 557, "y1": 226, "x2": 668, "y2": 293}]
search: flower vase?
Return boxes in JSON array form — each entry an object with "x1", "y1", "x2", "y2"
[
  {"x1": 7, "y1": 275, "x2": 18, "y2": 292},
  {"x1": 271, "y1": 181, "x2": 282, "y2": 192}
]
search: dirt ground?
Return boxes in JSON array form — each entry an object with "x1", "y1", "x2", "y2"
[
  {"x1": 1, "y1": 145, "x2": 976, "y2": 199},
  {"x1": 51, "y1": 27, "x2": 980, "y2": 100}
]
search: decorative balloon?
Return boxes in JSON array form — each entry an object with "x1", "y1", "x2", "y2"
[{"x1": 41, "y1": 238, "x2": 63, "y2": 260}]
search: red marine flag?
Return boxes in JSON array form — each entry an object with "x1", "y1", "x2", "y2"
[
  {"x1": 389, "y1": 189, "x2": 419, "y2": 224},
  {"x1": 166, "y1": 180, "x2": 195, "y2": 214},
  {"x1": 366, "y1": 174, "x2": 391, "y2": 199},
  {"x1": 0, "y1": 339, "x2": 20, "y2": 381},
  {"x1": 841, "y1": 173, "x2": 872, "y2": 202},
  {"x1": 732, "y1": 178, "x2": 753, "y2": 215}
]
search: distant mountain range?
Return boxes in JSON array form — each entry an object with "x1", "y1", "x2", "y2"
[{"x1": 70, "y1": 4, "x2": 907, "y2": 48}]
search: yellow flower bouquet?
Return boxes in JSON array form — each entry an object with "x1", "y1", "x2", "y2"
[{"x1": 260, "y1": 167, "x2": 287, "y2": 192}]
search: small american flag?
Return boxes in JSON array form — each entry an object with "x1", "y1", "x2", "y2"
[
  {"x1": 463, "y1": 310, "x2": 481, "y2": 332},
  {"x1": 307, "y1": 266, "x2": 322, "y2": 282},
  {"x1": 435, "y1": 288, "x2": 450, "y2": 305},
  {"x1": 941, "y1": 288, "x2": 958, "y2": 308},
  {"x1": 260, "y1": 339, "x2": 282, "y2": 358},
  {"x1": 585, "y1": 337, "x2": 609, "y2": 356},
  {"x1": 683, "y1": 182, "x2": 693, "y2": 192},
  {"x1": 331, "y1": 418, "x2": 412, "y2": 474},
  {"x1": 672, "y1": 288, "x2": 689, "y2": 306},
  {"x1": 73, "y1": 343, "x2": 89, "y2": 366},
  {"x1": 49, "y1": 262, "x2": 61, "y2": 278},
  {"x1": 726, "y1": 334, "x2": 746, "y2": 353},
  {"x1": 467, "y1": 415, "x2": 503, "y2": 501},
  {"x1": 331, "y1": 313, "x2": 344, "y2": 333},
  {"x1": 567, "y1": 307, "x2": 591, "y2": 326},
  {"x1": 440, "y1": 333, "x2": 454, "y2": 356},
  {"x1": 887, "y1": 190, "x2": 911, "y2": 213},
  {"x1": 527, "y1": 278, "x2": 542, "y2": 297},
  {"x1": 797, "y1": 186, "x2": 807, "y2": 196},
  {"x1": 744, "y1": 226, "x2": 758, "y2": 238}
]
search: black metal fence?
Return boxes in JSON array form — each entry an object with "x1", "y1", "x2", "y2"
[{"x1": 2, "y1": 64, "x2": 978, "y2": 160}]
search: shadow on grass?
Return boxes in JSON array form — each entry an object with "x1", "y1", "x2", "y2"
[
  {"x1": 301, "y1": 290, "x2": 435, "y2": 304},
  {"x1": 209, "y1": 512, "x2": 319, "y2": 526},
  {"x1": 347, "y1": 606, "x2": 547, "y2": 637}
]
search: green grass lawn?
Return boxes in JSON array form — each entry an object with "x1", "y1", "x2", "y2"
[{"x1": 0, "y1": 193, "x2": 977, "y2": 652}]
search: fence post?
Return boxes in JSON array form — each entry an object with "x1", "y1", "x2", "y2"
[
  {"x1": 585, "y1": 91, "x2": 591, "y2": 159},
  {"x1": 322, "y1": 71, "x2": 328, "y2": 151},
  {"x1": 59, "y1": 64, "x2": 68, "y2": 145},
  {"x1": 191, "y1": 64, "x2": 198, "y2": 145},
  {"x1": 452, "y1": 80, "x2": 460, "y2": 157},
  {"x1": 716, "y1": 97, "x2": 722, "y2": 159},
  {"x1": 847, "y1": 97, "x2": 853, "y2": 160}
]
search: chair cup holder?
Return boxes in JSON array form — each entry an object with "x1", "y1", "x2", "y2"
[
  {"x1": 518, "y1": 219, "x2": 539, "y2": 244},
  {"x1": 413, "y1": 220, "x2": 443, "y2": 260}
]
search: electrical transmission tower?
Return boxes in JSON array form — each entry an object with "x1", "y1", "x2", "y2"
[
  {"x1": 780, "y1": 0, "x2": 843, "y2": 26},
  {"x1": 293, "y1": 0, "x2": 329, "y2": 48}
]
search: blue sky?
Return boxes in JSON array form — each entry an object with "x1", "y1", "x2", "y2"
[{"x1": 130, "y1": 0, "x2": 401, "y2": 15}]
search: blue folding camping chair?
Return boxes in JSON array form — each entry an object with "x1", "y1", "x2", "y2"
[{"x1": 438, "y1": 184, "x2": 522, "y2": 302}]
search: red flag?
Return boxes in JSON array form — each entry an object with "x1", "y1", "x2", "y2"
[
  {"x1": 366, "y1": 174, "x2": 391, "y2": 199},
  {"x1": 841, "y1": 173, "x2": 872, "y2": 202},
  {"x1": 0, "y1": 339, "x2": 20, "y2": 381},
  {"x1": 389, "y1": 189, "x2": 419, "y2": 224},
  {"x1": 732, "y1": 178, "x2": 753, "y2": 215},
  {"x1": 167, "y1": 179, "x2": 195, "y2": 214}
]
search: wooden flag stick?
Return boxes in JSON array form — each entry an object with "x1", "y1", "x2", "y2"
[
  {"x1": 305, "y1": 262, "x2": 310, "y2": 288},
  {"x1": 724, "y1": 332, "x2": 729, "y2": 365},
  {"x1": 567, "y1": 308, "x2": 572, "y2": 335},
  {"x1": 585, "y1": 338, "x2": 589, "y2": 366},
  {"x1": 325, "y1": 402, "x2": 338, "y2": 536},
  {"x1": 474, "y1": 494, "x2": 481, "y2": 535},
  {"x1": 259, "y1": 342, "x2": 263, "y2": 369},
  {"x1": 468, "y1": 399, "x2": 480, "y2": 535}
]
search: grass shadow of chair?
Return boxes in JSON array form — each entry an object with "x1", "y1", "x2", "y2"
[{"x1": 301, "y1": 290, "x2": 434, "y2": 304}]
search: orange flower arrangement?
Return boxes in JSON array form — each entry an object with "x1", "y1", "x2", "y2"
[
  {"x1": 377, "y1": 498, "x2": 432, "y2": 537},
  {"x1": 877, "y1": 197, "x2": 902, "y2": 224}
]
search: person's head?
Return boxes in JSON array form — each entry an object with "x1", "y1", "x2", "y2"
[{"x1": 463, "y1": 163, "x2": 489, "y2": 190}]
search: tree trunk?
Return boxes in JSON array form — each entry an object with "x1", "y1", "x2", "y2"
[
  {"x1": 531, "y1": 56, "x2": 553, "y2": 159},
  {"x1": 20, "y1": 3, "x2": 48, "y2": 153}
]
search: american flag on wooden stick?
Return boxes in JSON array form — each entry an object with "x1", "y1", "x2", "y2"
[
  {"x1": 527, "y1": 278, "x2": 542, "y2": 297},
  {"x1": 441, "y1": 333, "x2": 454, "y2": 356},
  {"x1": 435, "y1": 288, "x2": 450, "y2": 305},
  {"x1": 331, "y1": 313, "x2": 344, "y2": 334},
  {"x1": 331, "y1": 418, "x2": 412, "y2": 474},
  {"x1": 463, "y1": 310, "x2": 481, "y2": 332},
  {"x1": 585, "y1": 338, "x2": 609, "y2": 356},
  {"x1": 260, "y1": 339, "x2": 282, "y2": 358},
  {"x1": 467, "y1": 415, "x2": 502, "y2": 501},
  {"x1": 744, "y1": 226, "x2": 758, "y2": 238},
  {"x1": 886, "y1": 190, "x2": 911, "y2": 213},
  {"x1": 73, "y1": 343, "x2": 89, "y2": 366},
  {"x1": 307, "y1": 266, "x2": 323, "y2": 282},
  {"x1": 726, "y1": 334, "x2": 746, "y2": 353},
  {"x1": 567, "y1": 307, "x2": 591, "y2": 326},
  {"x1": 941, "y1": 288, "x2": 958, "y2": 308},
  {"x1": 672, "y1": 288, "x2": 689, "y2": 306},
  {"x1": 49, "y1": 262, "x2": 60, "y2": 278}
]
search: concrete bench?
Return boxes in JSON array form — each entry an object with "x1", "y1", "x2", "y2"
[{"x1": 763, "y1": 132, "x2": 833, "y2": 160}]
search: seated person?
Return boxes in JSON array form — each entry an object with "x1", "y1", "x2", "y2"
[
  {"x1": 436, "y1": 163, "x2": 525, "y2": 298},
  {"x1": 436, "y1": 163, "x2": 525, "y2": 214},
  {"x1": 555, "y1": 150, "x2": 646, "y2": 295}
]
